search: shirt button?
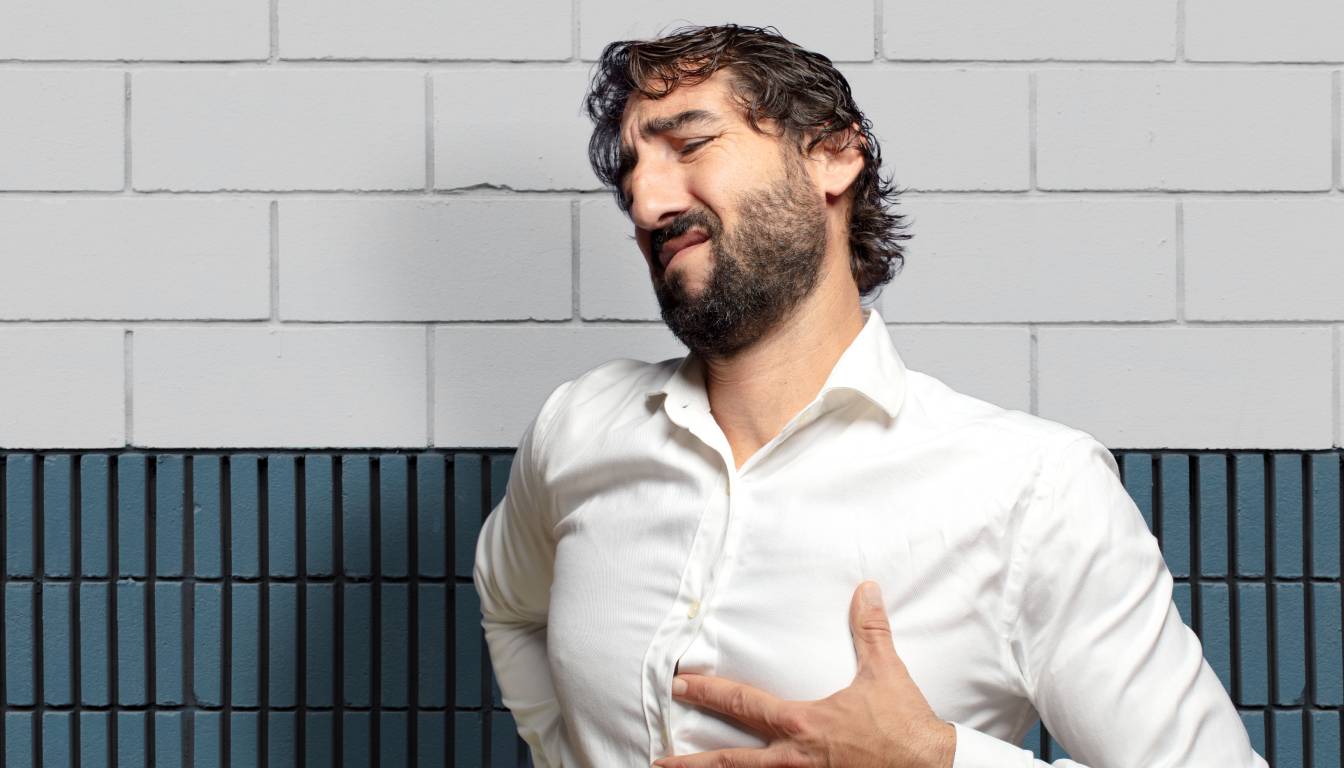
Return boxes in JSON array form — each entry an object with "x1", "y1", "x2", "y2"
[{"x1": 687, "y1": 599, "x2": 701, "y2": 619}]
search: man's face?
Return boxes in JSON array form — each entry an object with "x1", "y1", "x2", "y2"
[{"x1": 617, "y1": 70, "x2": 829, "y2": 359}]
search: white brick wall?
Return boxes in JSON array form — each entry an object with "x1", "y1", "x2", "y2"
[{"x1": 0, "y1": 5, "x2": 1339, "y2": 449}]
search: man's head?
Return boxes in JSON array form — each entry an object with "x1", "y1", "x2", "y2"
[{"x1": 583, "y1": 25, "x2": 910, "y2": 357}]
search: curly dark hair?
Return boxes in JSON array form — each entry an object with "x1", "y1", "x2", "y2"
[{"x1": 583, "y1": 24, "x2": 910, "y2": 297}]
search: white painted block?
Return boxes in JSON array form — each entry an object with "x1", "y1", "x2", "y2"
[
  {"x1": 1037, "y1": 70, "x2": 1332, "y2": 190},
  {"x1": 0, "y1": 328, "x2": 124, "y2": 448},
  {"x1": 843, "y1": 68, "x2": 1029, "y2": 191},
  {"x1": 0, "y1": 71, "x2": 123, "y2": 191},
  {"x1": 133, "y1": 69, "x2": 424, "y2": 191},
  {"x1": 1038, "y1": 327, "x2": 1334, "y2": 448},
  {"x1": 434, "y1": 68, "x2": 596, "y2": 191},
  {"x1": 1186, "y1": 0, "x2": 1344, "y2": 62},
  {"x1": 580, "y1": 1, "x2": 874, "y2": 62},
  {"x1": 883, "y1": 0, "x2": 1175, "y2": 61},
  {"x1": 0, "y1": 0, "x2": 268, "y2": 60},
  {"x1": 0, "y1": 199, "x2": 268, "y2": 320},
  {"x1": 279, "y1": 199, "x2": 571, "y2": 321},
  {"x1": 434, "y1": 325, "x2": 685, "y2": 446},
  {"x1": 1185, "y1": 199, "x2": 1344, "y2": 321},
  {"x1": 281, "y1": 0, "x2": 570, "y2": 60},
  {"x1": 579, "y1": 197, "x2": 660, "y2": 320},
  {"x1": 879, "y1": 198, "x2": 1176, "y2": 321},
  {"x1": 134, "y1": 327, "x2": 427, "y2": 447},
  {"x1": 887, "y1": 325, "x2": 1031, "y2": 411}
]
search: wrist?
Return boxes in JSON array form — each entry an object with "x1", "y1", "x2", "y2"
[{"x1": 924, "y1": 720, "x2": 956, "y2": 768}]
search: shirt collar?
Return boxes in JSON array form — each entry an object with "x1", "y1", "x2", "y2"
[{"x1": 645, "y1": 307, "x2": 907, "y2": 424}]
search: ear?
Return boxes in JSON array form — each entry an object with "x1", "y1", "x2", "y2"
[{"x1": 809, "y1": 122, "x2": 866, "y2": 202}]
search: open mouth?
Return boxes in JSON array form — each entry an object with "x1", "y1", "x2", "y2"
[{"x1": 659, "y1": 230, "x2": 710, "y2": 269}]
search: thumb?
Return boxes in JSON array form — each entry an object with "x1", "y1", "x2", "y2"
[{"x1": 850, "y1": 580, "x2": 897, "y2": 673}]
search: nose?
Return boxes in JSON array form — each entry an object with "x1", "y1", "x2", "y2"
[{"x1": 627, "y1": 156, "x2": 693, "y2": 234}]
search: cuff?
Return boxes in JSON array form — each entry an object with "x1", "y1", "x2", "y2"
[{"x1": 951, "y1": 722, "x2": 1034, "y2": 768}]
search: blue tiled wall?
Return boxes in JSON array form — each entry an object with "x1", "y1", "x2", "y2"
[{"x1": 0, "y1": 451, "x2": 1340, "y2": 766}]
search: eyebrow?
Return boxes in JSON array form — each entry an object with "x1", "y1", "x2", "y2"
[{"x1": 616, "y1": 109, "x2": 723, "y2": 197}]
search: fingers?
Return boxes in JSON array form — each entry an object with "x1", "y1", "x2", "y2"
[
  {"x1": 671, "y1": 674, "x2": 793, "y2": 739},
  {"x1": 849, "y1": 580, "x2": 898, "y2": 672}
]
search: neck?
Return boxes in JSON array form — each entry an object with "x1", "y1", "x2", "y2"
[{"x1": 702, "y1": 266, "x2": 866, "y2": 470}]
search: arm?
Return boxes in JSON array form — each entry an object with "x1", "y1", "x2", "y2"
[
  {"x1": 474, "y1": 381, "x2": 573, "y2": 767},
  {"x1": 950, "y1": 436, "x2": 1267, "y2": 767}
]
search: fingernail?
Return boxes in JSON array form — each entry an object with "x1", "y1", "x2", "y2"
[
  {"x1": 861, "y1": 581, "x2": 881, "y2": 608},
  {"x1": 672, "y1": 677, "x2": 688, "y2": 695}
]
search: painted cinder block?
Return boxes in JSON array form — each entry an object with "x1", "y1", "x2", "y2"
[
  {"x1": 1197, "y1": 455, "x2": 1229, "y2": 577},
  {"x1": 0, "y1": 0, "x2": 268, "y2": 60},
  {"x1": 279, "y1": 199, "x2": 571, "y2": 322},
  {"x1": 433, "y1": 69, "x2": 597, "y2": 191},
  {"x1": 5, "y1": 583, "x2": 35, "y2": 705},
  {"x1": 305, "y1": 455, "x2": 336, "y2": 577},
  {"x1": 195, "y1": 710, "x2": 223, "y2": 768},
  {"x1": 270, "y1": 582, "x2": 300, "y2": 707},
  {"x1": 5, "y1": 455, "x2": 35, "y2": 577},
  {"x1": 1312, "y1": 711, "x2": 1341, "y2": 765},
  {"x1": 231, "y1": 582, "x2": 261, "y2": 707},
  {"x1": 1037, "y1": 70, "x2": 1332, "y2": 191},
  {"x1": 79, "y1": 582, "x2": 110, "y2": 706},
  {"x1": 305, "y1": 711, "x2": 336, "y2": 768},
  {"x1": 343, "y1": 711, "x2": 373, "y2": 768},
  {"x1": 269, "y1": 711, "x2": 298, "y2": 768},
  {"x1": 117, "y1": 455, "x2": 149, "y2": 578},
  {"x1": 1199, "y1": 583, "x2": 1233, "y2": 693},
  {"x1": 230, "y1": 455, "x2": 261, "y2": 579},
  {"x1": 1272, "y1": 710, "x2": 1303, "y2": 767},
  {"x1": 381, "y1": 455, "x2": 410, "y2": 577},
  {"x1": 43, "y1": 582, "x2": 73, "y2": 705},
  {"x1": 4, "y1": 712, "x2": 32, "y2": 766},
  {"x1": 231, "y1": 711, "x2": 260, "y2": 768},
  {"x1": 892, "y1": 328, "x2": 1029, "y2": 418},
  {"x1": 1235, "y1": 455, "x2": 1268, "y2": 577},
  {"x1": 42, "y1": 711, "x2": 73, "y2": 768},
  {"x1": 1274, "y1": 583, "x2": 1308, "y2": 706},
  {"x1": 117, "y1": 711, "x2": 147, "y2": 768},
  {"x1": 0, "y1": 70, "x2": 123, "y2": 191},
  {"x1": 154, "y1": 581, "x2": 185, "y2": 705},
  {"x1": 418, "y1": 582, "x2": 448, "y2": 708},
  {"x1": 454, "y1": 455, "x2": 484, "y2": 579},
  {"x1": 195, "y1": 582, "x2": 224, "y2": 706},
  {"x1": 280, "y1": 0, "x2": 570, "y2": 60},
  {"x1": 417, "y1": 712, "x2": 447, "y2": 768},
  {"x1": 133, "y1": 69, "x2": 424, "y2": 192},
  {"x1": 344, "y1": 582, "x2": 374, "y2": 707},
  {"x1": 1237, "y1": 582, "x2": 1269, "y2": 706},
  {"x1": 343, "y1": 456, "x2": 373, "y2": 577},
  {"x1": 1185, "y1": 0, "x2": 1344, "y2": 62},
  {"x1": 80, "y1": 455, "x2": 110, "y2": 577},
  {"x1": 80, "y1": 711, "x2": 110, "y2": 768},
  {"x1": 1158, "y1": 455, "x2": 1191, "y2": 578},
  {"x1": 1313, "y1": 583, "x2": 1343, "y2": 705},
  {"x1": 381, "y1": 582, "x2": 411, "y2": 707},
  {"x1": 883, "y1": 0, "x2": 1174, "y2": 60},
  {"x1": 1273, "y1": 454, "x2": 1306, "y2": 578},
  {"x1": 455, "y1": 584, "x2": 482, "y2": 708},
  {"x1": 578, "y1": 195, "x2": 659, "y2": 321},
  {"x1": 116, "y1": 581, "x2": 148, "y2": 706},
  {"x1": 1310, "y1": 454, "x2": 1341, "y2": 577},
  {"x1": 381, "y1": 711, "x2": 409, "y2": 766},
  {"x1": 0, "y1": 328, "x2": 124, "y2": 448},
  {"x1": 269, "y1": 455, "x2": 299, "y2": 578},
  {"x1": 417, "y1": 453, "x2": 448, "y2": 578},
  {"x1": 194, "y1": 455, "x2": 224, "y2": 578},
  {"x1": 43, "y1": 454, "x2": 73, "y2": 577},
  {"x1": 156, "y1": 455, "x2": 186, "y2": 577},
  {"x1": 305, "y1": 583, "x2": 336, "y2": 708},
  {"x1": 454, "y1": 711, "x2": 484, "y2": 768},
  {"x1": 154, "y1": 711, "x2": 185, "y2": 768}
]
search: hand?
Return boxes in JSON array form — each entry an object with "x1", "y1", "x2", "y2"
[{"x1": 652, "y1": 581, "x2": 956, "y2": 768}]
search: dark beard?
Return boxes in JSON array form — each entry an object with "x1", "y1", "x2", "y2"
[{"x1": 650, "y1": 154, "x2": 828, "y2": 360}]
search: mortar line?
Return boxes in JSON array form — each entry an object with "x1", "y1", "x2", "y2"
[{"x1": 123, "y1": 72, "x2": 133, "y2": 191}]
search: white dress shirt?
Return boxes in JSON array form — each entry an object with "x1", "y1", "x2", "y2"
[{"x1": 474, "y1": 308, "x2": 1268, "y2": 767}]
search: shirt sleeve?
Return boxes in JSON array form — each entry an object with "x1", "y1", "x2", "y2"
[
  {"x1": 474, "y1": 381, "x2": 574, "y2": 768},
  {"x1": 950, "y1": 436, "x2": 1267, "y2": 768}
]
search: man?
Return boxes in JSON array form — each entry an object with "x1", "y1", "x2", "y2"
[{"x1": 475, "y1": 24, "x2": 1267, "y2": 768}]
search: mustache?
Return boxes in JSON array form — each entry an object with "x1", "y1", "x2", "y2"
[{"x1": 650, "y1": 211, "x2": 716, "y2": 263}]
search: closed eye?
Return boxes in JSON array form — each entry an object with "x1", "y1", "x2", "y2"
[{"x1": 679, "y1": 138, "x2": 712, "y2": 156}]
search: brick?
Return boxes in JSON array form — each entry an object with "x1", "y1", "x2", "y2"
[
  {"x1": 453, "y1": 454, "x2": 484, "y2": 579},
  {"x1": 231, "y1": 712, "x2": 259, "y2": 768},
  {"x1": 1312, "y1": 454, "x2": 1342, "y2": 577},
  {"x1": 884, "y1": 0, "x2": 1174, "y2": 60},
  {"x1": 1185, "y1": 199, "x2": 1344, "y2": 320},
  {"x1": 1314, "y1": 583, "x2": 1343, "y2": 705},
  {"x1": 194, "y1": 583, "x2": 224, "y2": 706},
  {"x1": 230, "y1": 455, "x2": 261, "y2": 578},
  {"x1": 580, "y1": 196, "x2": 659, "y2": 320},
  {"x1": 1186, "y1": 0, "x2": 1344, "y2": 62},
  {"x1": 842, "y1": 69, "x2": 1029, "y2": 191},
  {"x1": 80, "y1": 456, "x2": 110, "y2": 577},
  {"x1": 42, "y1": 582, "x2": 72, "y2": 705},
  {"x1": 418, "y1": 583, "x2": 448, "y2": 707},
  {"x1": 269, "y1": 583, "x2": 298, "y2": 707},
  {"x1": 5, "y1": 455, "x2": 35, "y2": 576},
  {"x1": 5, "y1": 583, "x2": 35, "y2": 705},
  {"x1": 0, "y1": 70, "x2": 122, "y2": 190},
  {"x1": 344, "y1": 582, "x2": 374, "y2": 707},
  {"x1": 79, "y1": 582, "x2": 110, "y2": 706},
  {"x1": 581, "y1": 0, "x2": 874, "y2": 62},
  {"x1": 116, "y1": 581, "x2": 148, "y2": 706},
  {"x1": 305, "y1": 712, "x2": 335, "y2": 767},
  {"x1": 117, "y1": 712, "x2": 146, "y2": 768},
  {"x1": 454, "y1": 583, "x2": 482, "y2": 707},
  {"x1": 268, "y1": 455, "x2": 298, "y2": 577},
  {"x1": 80, "y1": 712, "x2": 109, "y2": 768},
  {"x1": 155, "y1": 455, "x2": 185, "y2": 577},
  {"x1": 154, "y1": 582, "x2": 184, "y2": 705},
  {"x1": 884, "y1": 325, "x2": 1031, "y2": 412},
  {"x1": 1037, "y1": 327, "x2": 1334, "y2": 448},
  {"x1": 195, "y1": 711, "x2": 223, "y2": 768},
  {"x1": 434, "y1": 325, "x2": 685, "y2": 446},
  {"x1": 343, "y1": 456, "x2": 373, "y2": 577},
  {"x1": 305, "y1": 455, "x2": 335, "y2": 577},
  {"x1": 117, "y1": 455, "x2": 148, "y2": 577},
  {"x1": 1197, "y1": 454, "x2": 1229, "y2": 577},
  {"x1": 154, "y1": 711, "x2": 184, "y2": 768},
  {"x1": 133, "y1": 69, "x2": 424, "y2": 191},
  {"x1": 305, "y1": 583, "x2": 336, "y2": 707},
  {"x1": 193, "y1": 456, "x2": 223, "y2": 578},
  {"x1": 380, "y1": 583, "x2": 410, "y2": 707},
  {"x1": 0, "y1": 199, "x2": 268, "y2": 320},
  {"x1": 0, "y1": 327, "x2": 123, "y2": 448},
  {"x1": 0, "y1": 1, "x2": 267, "y2": 60},
  {"x1": 343, "y1": 712, "x2": 372, "y2": 767},
  {"x1": 231, "y1": 583, "x2": 261, "y2": 707},
  {"x1": 416, "y1": 453, "x2": 448, "y2": 578},
  {"x1": 268, "y1": 711, "x2": 298, "y2": 767},
  {"x1": 1235, "y1": 454, "x2": 1267, "y2": 578},
  {"x1": 43, "y1": 454, "x2": 73, "y2": 577},
  {"x1": 279, "y1": 199, "x2": 571, "y2": 321},
  {"x1": 417, "y1": 712, "x2": 447, "y2": 768},
  {"x1": 1273, "y1": 453, "x2": 1306, "y2": 577},
  {"x1": 5, "y1": 713, "x2": 33, "y2": 767},
  {"x1": 42, "y1": 712, "x2": 72, "y2": 768},
  {"x1": 1274, "y1": 583, "x2": 1308, "y2": 705},
  {"x1": 133, "y1": 327, "x2": 427, "y2": 447},
  {"x1": 1159, "y1": 454, "x2": 1191, "y2": 577},
  {"x1": 878, "y1": 198, "x2": 1175, "y2": 321},
  {"x1": 381, "y1": 455, "x2": 410, "y2": 577},
  {"x1": 434, "y1": 69, "x2": 597, "y2": 191},
  {"x1": 281, "y1": 0, "x2": 569, "y2": 60},
  {"x1": 1037, "y1": 70, "x2": 1332, "y2": 191}
]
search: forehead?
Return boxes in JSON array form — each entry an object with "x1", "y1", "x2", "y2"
[{"x1": 618, "y1": 69, "x2": 742, "y2": 138}]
